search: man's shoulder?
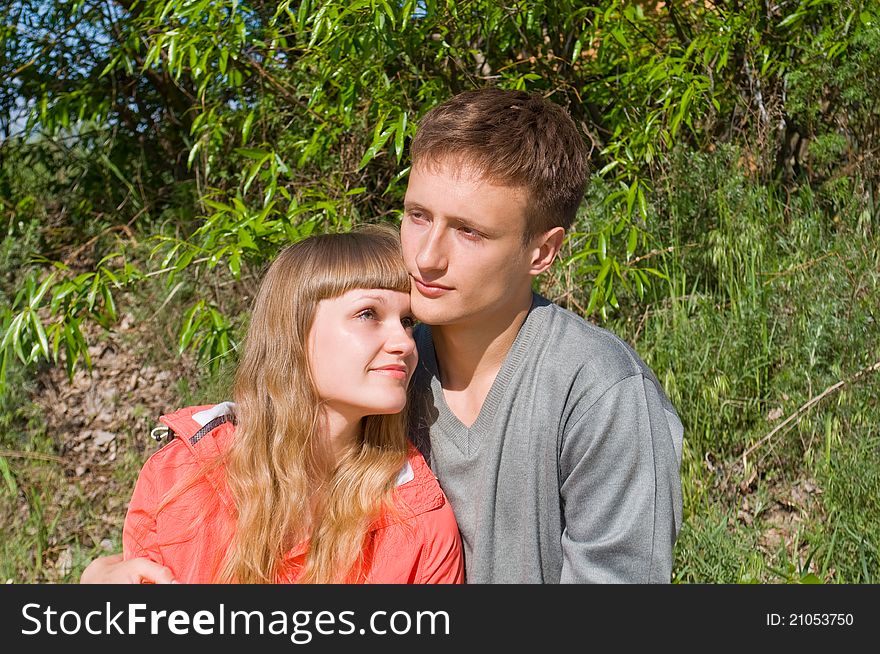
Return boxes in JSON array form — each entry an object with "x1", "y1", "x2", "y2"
[
  {"x1": 534, "y1": 301, "x2": 681, "y2": 446},
  {"x1": 530, "y1": 298, "x2": 648, "y2": 379}
]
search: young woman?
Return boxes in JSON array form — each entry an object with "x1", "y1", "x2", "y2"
[{"x1": 122, "y1": 225, "x2": 463, "y2": 583}]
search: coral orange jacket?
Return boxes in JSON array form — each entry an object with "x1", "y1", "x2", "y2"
[{"x1": 123, "y1": 404, "x2": 464, "y2": 584}]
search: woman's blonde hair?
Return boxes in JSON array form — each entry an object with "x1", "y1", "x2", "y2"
[{"x1": 217, "y1": 224, "x2": 412, "y2": 583}]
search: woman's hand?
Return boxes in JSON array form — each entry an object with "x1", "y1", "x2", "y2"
[{"x1": 79, "y1": 553, "x2": 176, "y2": 584}]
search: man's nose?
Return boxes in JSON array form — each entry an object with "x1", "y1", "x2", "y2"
[{"x1": 415, "y1": 224, "x2": 447, "y2": 272}]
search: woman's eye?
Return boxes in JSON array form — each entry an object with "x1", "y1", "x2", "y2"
[
  {"x1": 401, "y1": 316, "x2": 417, "y2": 329},
  {"x1": 356, "y1": 308, "x2": 377, "y2": 320}
]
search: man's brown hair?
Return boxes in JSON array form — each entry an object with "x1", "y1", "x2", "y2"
[{"x1": 410, "y1": 88, "x2": 589, "y2": 243}]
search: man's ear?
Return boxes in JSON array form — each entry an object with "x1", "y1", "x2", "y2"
[{"x1": 528, "y1": 227, "x2": 565, "y2": 276}]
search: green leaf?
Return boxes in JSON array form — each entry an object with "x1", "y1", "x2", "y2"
[
  {"x1": 671, "y1": 85, "x2": 694, "y2": 140},
  {"x1": 394, "y1": 111, "x2": 408, "y2": 163},
  {"x1": 359, "y1": 125, "x2": 396, "y2": 169},
  {"x1": 167, "y1": 37, "x2": 177, "y2": 73},
  {"x1": 11, "y1": 312, "x2": 27, "y2": 363},
  {"x1": 572, "y1": 36, "x2": 584, "y2": 63},
  {"x1": 0, "y1": 347, "x2": 7, "y2": 391},
  {"x1": 237, "y1": 227, "x2": 256, "y2": 251},
  {"x1": 1, "y1": 312, "x2": 25, "y2": 351},
  {"x1": 29, "y1": 311, "x2": 49, "y2": 359},
  {"x1": 179, "y1": 301, "x2": 205, "y2": 354},
  {"x1": 101, "y1": 285, "x2": 117, "y2": 322},
  {"x1": 778, "y1": 12, "x2": 804, "y2": 28},
  {"x1": 49, "y1": 281, "x2": 76, "y2": 313},
  {"x1": 203, "y1": 199, "x2": 232, "y2": 213},
  {"x1": 595, "y1": 256, "x2": 613, "y2": 287},
  {"x1": 243, "y1": 160, "x2": 265, "y2": 195},
  {"x1": 597, "y1": 160, "x2": 619, "y2": 177},
  {"x1": 187, "y1": 139, "x2": 202, "y2": 169},
  {"x1": 87, "y1": 273, "x2": 101, "y2": 310},
  {"x1": 626, "y1": 179, "x2": 638, "y2": 217},
  {"x1": 637, "y1": 186, "x2": 648, "y2": 219},
  {"x1": 229, "y1": 250, "x2": 241, "y2": 278},
  {"x1": 236, "y1": 148, "x2": 272, "y2": 160},
  {"x1": 0, "y1": 456, "x2": 17, "y2": 495},
  {"x1": 799, "y1": 573, "x2": 823, "y2": 584},
  {"x1": 31, "y1": 272, "x2": 57, "y2": 308},
  {"x1": 241, "y1": 110, "x2": 256, "y2": 145},
  {"x1": 50, "y1": 322, "x2": 62, "y2": 361},
  {"x1": 585, "y1": 285, "x2": 600, "y2": 315},
  {"x1": 626, "y1": 227, "x2": 638, "y2": 259},
  {"x1": 100, "y1": 265, "x2": 122, "y2": 288}
]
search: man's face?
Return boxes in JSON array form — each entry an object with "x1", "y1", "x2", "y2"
[{"x1": 400, "y1": 159, "x2": 537, "y2": 328}]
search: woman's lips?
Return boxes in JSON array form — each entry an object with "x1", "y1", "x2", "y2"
[{"x1": 371, "y1": 365, "x2": 407, "y2": 380}]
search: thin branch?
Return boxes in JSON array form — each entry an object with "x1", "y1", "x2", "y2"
[
  {"x1": 742, "y1": 359, "x2": 880, "y2": 464},
  {"x1": 760, "y1": 252, "x2": 839, "y2": 285},
  {"x1": 0, "y1": 450, "x2": 65, "y2": 464},
  {"x1": 625, "y1": 241, "x2": 698, "y2": 267}
]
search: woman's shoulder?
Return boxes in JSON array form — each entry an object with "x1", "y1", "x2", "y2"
[
  {"x1": 138, "y1": 403, "x2": 235, "y2": 488},
  {"x1": 367, "y1": 448, "x2": 464, "y2": 583},
  {"x1": 398, "y1": 446, "x2": 446, "y2": 509},
  {"x1": 376, "y1": 447, "x2": 456, "y2": 536}
]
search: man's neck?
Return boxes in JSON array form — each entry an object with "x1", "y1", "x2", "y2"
[{"x1": 430, "y1": 291, "x2": 534, "y2": 392}]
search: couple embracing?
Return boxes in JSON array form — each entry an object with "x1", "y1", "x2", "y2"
[{"x1": 82, "y1": 89, "x2": 683, "y2": 585}]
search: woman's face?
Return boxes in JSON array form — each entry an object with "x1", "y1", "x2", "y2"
[{"x1": 308, "y1": 288, "x2": 417, "y2": 422}]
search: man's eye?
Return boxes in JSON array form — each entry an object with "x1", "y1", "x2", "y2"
[
  {"x1": 458, "y1": 227, "x2": 481, "y2": 239},
  {"x1": 407, "y1": 210, "x2": 427, "y2": 222}
]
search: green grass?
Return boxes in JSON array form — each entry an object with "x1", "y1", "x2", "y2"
[
  {"x1": 602, "y1": 147, "x2": 880, "y2": 582},
  {"x1": 0, "y1": 361, "x2": 86, "y2": 582},
  {"x1": 811, "y1": 429, "x2": 880, "y2": 582}
]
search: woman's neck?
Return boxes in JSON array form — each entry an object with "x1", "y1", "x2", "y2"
[{"x1": 317, "y1": 408, "x2": 362, "y2": 470}]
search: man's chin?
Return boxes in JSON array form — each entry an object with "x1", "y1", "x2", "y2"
[{"x1": 412, "y1": 308, "x2": 457, "y2": 327}]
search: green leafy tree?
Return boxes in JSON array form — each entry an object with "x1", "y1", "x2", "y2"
[{"x1": 1, "y1": 0, "x2": 878, "y2": 386}]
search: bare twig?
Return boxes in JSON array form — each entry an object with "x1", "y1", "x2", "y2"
[
  {"x1": 632, "y1": 303, "x2": 650, "y2": 343},
  {"x1": 59, "y1": 224, "x2": 136, "y2": 266},
  {"x1": 143, "y1": 256, "x2": 211, "y2": 278},
  {"x1": 760, "y1": 252, "x2": 839, "y2": 285},
  {"x1": 625, "y1": 241, "x2": 698, "y2": 267},
  {"x1": 0, "y1": 450, "x2": 65, "y2": 464},
  {"x1": 147, "y1": 280, "x2": 185, "y2": 321},
  {"x1": 742, "y1": 359, "x2": 880, "y2": 465}
]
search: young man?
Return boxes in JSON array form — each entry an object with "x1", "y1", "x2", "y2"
[
  {"x1": 82, "y1": 88, "x2": 682, "y2": 584},
  {"x1": 400, "y1": 89, "x2": 682, "y2": 583}
]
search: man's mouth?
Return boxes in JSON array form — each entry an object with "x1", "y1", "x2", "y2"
[{"x1": 412, "y1": 277, "x2": 452, "y2": 298}]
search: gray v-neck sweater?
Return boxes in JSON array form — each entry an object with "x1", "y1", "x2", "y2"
[{"x1": 409, "y1": 294, "x2": 683, "y2": 583}]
